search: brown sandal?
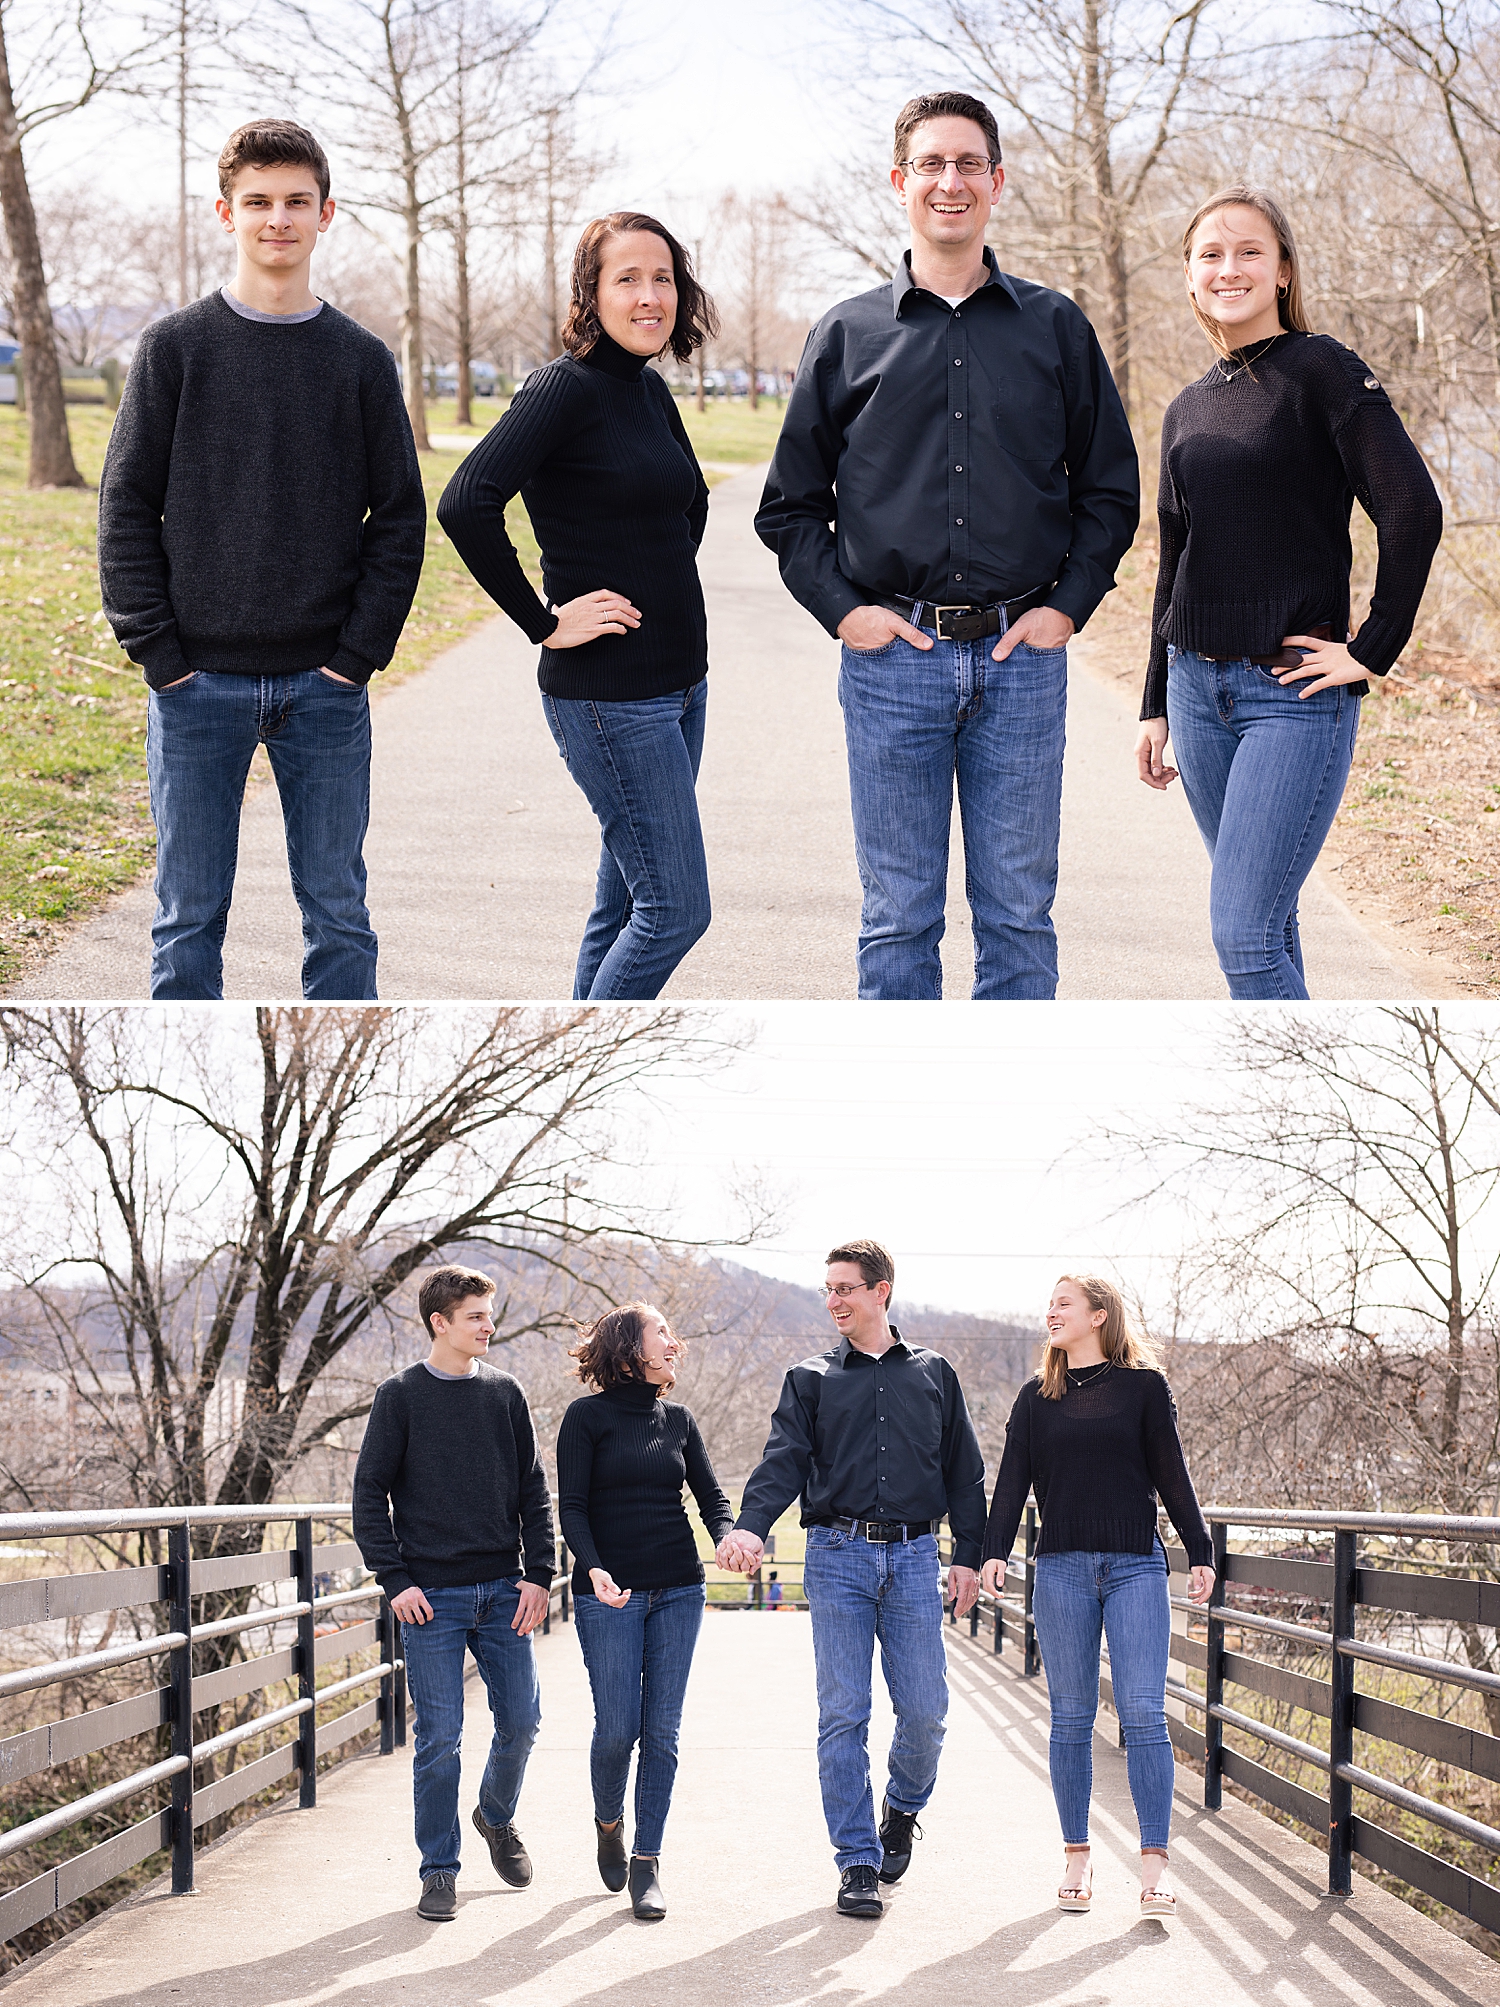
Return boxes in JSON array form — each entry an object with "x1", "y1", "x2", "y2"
[
  {"x1": 1058, "y1": 1844, "x2": 1093, "y2": 1912},
  {"x1": 1140, "y1": 1848, "x2": 1175, "y2": 1915}
]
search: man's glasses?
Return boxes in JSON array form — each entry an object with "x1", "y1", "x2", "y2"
[
  {"x1": 822, "y1": 1282, "x2": 870, "y2": 1298},
  {"x1": 900, "y1": 155, "x2": 999, "y2": 181}
]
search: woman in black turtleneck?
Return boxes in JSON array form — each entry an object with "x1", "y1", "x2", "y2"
[
  {"x1": 1133, "y1": 184, "x2": 1442, "y2": 1000},
  {"x1": 556, "y1": 1301, "x2": 732, "y2": 1921},
  {"x1": 438, "y1": 214, "x2": 720, "y2": 1000}
]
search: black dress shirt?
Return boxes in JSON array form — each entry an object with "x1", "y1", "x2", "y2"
[
  {"x1": 754, "y1": 250, "x2": 1139, "y2": 638},
  {"x1": 735, "y1": 1328, "x2": 988, "y2": 1569}
]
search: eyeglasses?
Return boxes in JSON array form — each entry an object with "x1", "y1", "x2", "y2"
[
  {"x1": 900, "y1": 155, "x2": 999, "y2": 181},
  {"x1": 822, "y1": 1282, "x2": 870, "y2": 1298}
]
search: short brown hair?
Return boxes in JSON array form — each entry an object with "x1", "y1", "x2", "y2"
[
  {"x1": 826, "y1": 1239, "x2": 895, "y2": 1305},
  {"x1": 893, "y1": 92, "x2": 1001, "y2": 170},
  {"x1": 218, "y1": 120, "x2": 331, "y2": 207},
  {"x1": 417, "y1": 1264, "x2": 495, "y2": 1337},
  {"x1": 1182, "y1": 184, "x2": 1311, "y2": 359},
  {"x1": 562, "y1": 212, "x2": 719, "y2": 365},
  {"x1": 570, "y1": 1302, "x2": 682, "y2": 1391}
]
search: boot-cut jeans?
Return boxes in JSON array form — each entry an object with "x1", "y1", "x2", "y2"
[
  {"x1": 802, "y1": 1526, "x2": 948, "y2": 1871},
  {"x1": 542, "y1": 678, "x2": 711, "y2": 1000},
  {"x1": 837, "y1": 630, "x2": 1067, "y2": 999},
  {"x1": 1032, "y1": 1546, "x2": 1175, "y2": 1851},
  {"x1": 1165, "y1": 646, "x2": 1360, "y2": 1000},
  {"x1": 573, "y1": 1582, "x2": 705, "y2": 1858},
  {"x1": 400, "y1": 1578, "x2": 543, "y2": 1881},
  {"x1": 145, "y1": 668, "x2": 377, "y2": 1000}
]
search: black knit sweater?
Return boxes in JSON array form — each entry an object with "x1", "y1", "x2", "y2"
[
  {"x1": 1141, "y1": 331, "x2": 1443, "y2": 720},
  {"x1": 98, "y1": 293, "x2": 425, "y2": 690},
  {"x1": 436, "y1": 334, "x2": 711, "y2": 701},
  {"x1": 556, "y1": 1380, "x2": 734, "y2": 1598},
  {"x1": 982, "y1": 1366, "x2": 1213, "y2": 1568}
]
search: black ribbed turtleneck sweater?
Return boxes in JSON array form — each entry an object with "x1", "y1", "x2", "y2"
[
  {"x1": 982, "y1": 1366, "x2": 1213, "y2": 1568},
  {"x1": 555, "y1": 1378, "x2": 734, "y2": 1598},
  {"x1": 1141, "y1": 329, "x2": 1443, "y2": 721},
  {"x1": 436, "y1": 332, "x2": 711, "y2": 701}
]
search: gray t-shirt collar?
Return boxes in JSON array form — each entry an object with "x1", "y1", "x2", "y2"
[
  {"x1": 422, "y1": 1359, "x2": 478, "y2": 1381},
  {"x1": 221, "y1": 286, "x2": 325, "y2": 326}
]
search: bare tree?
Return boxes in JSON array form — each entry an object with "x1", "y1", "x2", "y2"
[{"x1": 709, "y1": 191, "x2": 801, "y2": 409}]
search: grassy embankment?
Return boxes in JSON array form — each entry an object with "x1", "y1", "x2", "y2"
[{"x1": 0, "y1": 397, "x2": 784, "y2": 988}]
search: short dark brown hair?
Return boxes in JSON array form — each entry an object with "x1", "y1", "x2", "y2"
[
  {"x1": 892, "y1": 92, "x2": 1001, "y2": 170},
  {"x1": 569, "y1": 1301, "x2": 682, "y2": 1391},
  {"x1": 218, "y1": 120, "x2": 331, "y2": 207},
  {"x1": 826, "y1": 1239, "x2": 896, "y2": 1304},
  {"x1": 562, "y1": 212, "x2": 719, "y2": 365},
  {"x1": 417, "y1": 1264, "x2": 495, "y2": 1337}
]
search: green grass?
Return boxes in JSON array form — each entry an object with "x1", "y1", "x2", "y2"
[{"x1": 424, "y1": 389, "x2": 787, "y2": 463}]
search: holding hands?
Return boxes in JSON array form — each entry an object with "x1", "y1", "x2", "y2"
[{"x1": 716, "y1": 1530, "x2": 765, "y2": 1574}]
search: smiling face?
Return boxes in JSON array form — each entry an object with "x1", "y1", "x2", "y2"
[
  {"x1": 216, "y1": 161, "x2": 334, "y2": 281},
  {"x1": 824, "y1": 1260, "x2": 890, "y2": 1349},
  {"x1": 1045, "y1": 1278, "x2": 1108, "y2": 1361},
  {"x1": 429, "y1": 1292, "x2": 496, "y2": 1369},
  {"x1": 635, "y1": 1306, "x2": 680, "y2": 1388},
  {"x1": 594, "y1": 230, "x2": 678, "y2": 357},
  {"x1": 1185, "y1": 202, "x2": 1290, "y2": 347},
  {"x1": 892, "y1": 114, "x2": 1003, "y2": 259}
]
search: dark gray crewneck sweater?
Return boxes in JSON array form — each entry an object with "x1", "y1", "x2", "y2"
[
  {"x1": 352, "y1": 1361, "x2": 556, "y2": 1598},
  {"x1": 98, "y1": 292, "x2": 426, "y2": 689}
]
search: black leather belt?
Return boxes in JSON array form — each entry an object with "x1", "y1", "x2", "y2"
[
  {"x1": 816, "y1": 1517, "x2": 941, "y2": 1543},
  {"x1": 876, "y1": 583, "x2": 1053, "y2": 642},
  {"x1": 1206, "y1": 622, "x2": 1334, "y2": 669}
]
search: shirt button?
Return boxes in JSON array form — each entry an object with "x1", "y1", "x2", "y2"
[
  {"x1": 954, "y1": 357, "x2": 962, "y2": 365},
  {"x1": 955, "y1": 463, "x2": 963, "y2": 471},
  {"x1": 954, "y1": 410, "x2": 962, "y2": 418},
  {"x1": 956, "y1": 517, "x2": 964, "y2": 524},
  {"x1": 954, "y1": 573, "x2": 962, "y2": 580}
]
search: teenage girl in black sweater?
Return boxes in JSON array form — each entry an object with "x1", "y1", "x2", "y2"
[
  {"x1": 556, "y1": 1302, "x2": 732, "y2": 1921},
  {"x1": 438, "y1": 214, "x2": 719, "y2": 1001},
  {"x1": 981, "y1": 1277, "x2": 1214, "y2": 1919},
  {"x1": 1133, "y1": 184, "x2": 1442, "y2": 1000}
]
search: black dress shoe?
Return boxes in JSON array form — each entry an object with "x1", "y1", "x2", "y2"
[
  {"x1": 628, "y1": 1855, "x2": 666, "y2": 1920},
  {"x1": 417, "y1": 1871, "x2": 457, "y2": 1920},
  {"x1": 472, "y1": 1806, "x2": 533, "y2": 1886},
  {"x1": 878, "y1": 1798, "x2": 922, "y2": 1883},
  {"x1": 837, "y1": 1865, "x2": 883, "y2": 1917},
  {"x1": 596, "y1": 1818, "x2": 628, "y2": 1892}
]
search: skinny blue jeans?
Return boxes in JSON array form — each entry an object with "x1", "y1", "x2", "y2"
[
  {"x1": 1032, "y1": 1546, "x2": 1174, "y2": 1851},
  {"x1": 573, "y1": 1582, "x2": 705, "y2": 1858},
  {"x1": 802, "y1": 1526, "x2": 948, "y2": 1871},
  {"x1": 400, "y1": 1578, "x2": 542, "y2": 1880},
  {"x1": 837, "y1": 632, "x2": 1067, "y2": 999},
  {"x1": 542, "y1": 678, "x2": 710, "y2": 999},
  {"x1": 145, "y1": 668, "x2": 377, "y2": 1001},
  {"x1": 1166, "y1": 646, "x2": 1360, "y2": 1000}
]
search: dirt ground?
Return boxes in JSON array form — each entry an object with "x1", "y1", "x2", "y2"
[{"x1": 1091, "y1": 532, "x2": 1500, "y2": 998}]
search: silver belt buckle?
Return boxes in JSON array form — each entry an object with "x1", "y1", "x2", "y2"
[{"x1": 933, "y1": 604, "x2": 971, "y2": 641}]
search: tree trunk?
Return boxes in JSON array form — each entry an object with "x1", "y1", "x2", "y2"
[
  {"x1": 0, "y1": 17, "x2": 85, "y2": 489},
  {"x1": 384, "y1": 3, "x2": 429, "y2": 451},
  {"x1": 695, "y1": 349, "x2": 705, "y2": 412},
  {"x1": 1082, "y1": 0, "x2": 1130, "y2": 415},
  {"x1": 177, "y1": 0, "x2": 190, "y2": 309},
  {"x1": 455, "y1": 202, "x2": 472, "y2": 426},
  {"x1": 544, "y1": 110, "x2": 560, "y2": 357}
]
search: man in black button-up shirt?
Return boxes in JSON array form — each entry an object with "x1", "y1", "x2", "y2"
[
  {"x1": 756, "y1": 90, "x2": 1139, "y2": 1000},
  {"x1": 719, "y1": 1238, "x2": 984, "y2": 1916}
]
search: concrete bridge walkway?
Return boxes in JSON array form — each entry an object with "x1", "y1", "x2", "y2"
[{"x1": 4, "y1": 1613, "x2": 1492, "y2": 2007}]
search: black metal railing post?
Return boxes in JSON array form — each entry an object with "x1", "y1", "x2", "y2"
[
  {"x1": 560, "y1": 1539, "x2": 571, "y2": 1623},
  {"x1": 1327, "y1": 1525, "x2": 1356, "y2": 1895},
  {"x1": 167, "y1": 1522, "x2": 195, "y2": 1894},
  {"x1": 1023, "y1": 1505, "x2": 1040, "y2": 1676},
  {"x1": 379, "y1": 1596, "x2": 397, "y2": 1756},
  {"x1": 394, "y1": 1625, "x2": 408, "y2": 1748},
  {"x1": 1203, "y1": 1518, "x2": 1228, "y2": 1811},
  {"x1": 295, "y1": 1515, "x2": 317, "y2": 1808}
]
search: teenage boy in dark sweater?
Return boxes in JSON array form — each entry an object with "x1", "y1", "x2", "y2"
[
  {"x1": 353, "y1": 1265, "x2": 556, "y2": 1922},
  {"x1": 98, "y1": 119, "x2": 425, "y2": 1001}
]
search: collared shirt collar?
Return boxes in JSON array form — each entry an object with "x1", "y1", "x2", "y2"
[
  {"x1": 892, "y1": 246, "x2": 1020, "y2": 319},
  {"x1": 836, "y1": 1325, "x2": 912, "y2": 1366}
]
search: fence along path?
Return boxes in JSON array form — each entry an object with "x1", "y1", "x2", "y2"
[{"x1": 4, "y1": 1593, "x2": 1495, "y2": 2005}]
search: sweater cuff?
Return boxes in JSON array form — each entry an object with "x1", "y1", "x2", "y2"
[
  {"x1": 1346, "y1": 625, "x2": 1392, "y2": 679},
  {"x1": 324, "y1": 643, "x2": 378, "y2": 686},
  {"x1": 524, "y1": 1561, "x2": 556, "y2": 1589},
  {"x1": 137, "y1": 641, "x2": 194, "y2": 691},
  {"x1": 377, "y1": 1567, "x2": 415, "y2": 1600}
]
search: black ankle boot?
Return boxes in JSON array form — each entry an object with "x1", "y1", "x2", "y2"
[
  {"x1": 628, "y1": 1855, "x2": 666, "y2": 1920},
  {"x1": 596, "y1": 1819, "x2": 627, "y2": 1892}
]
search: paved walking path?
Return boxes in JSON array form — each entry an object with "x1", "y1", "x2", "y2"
[
  {"x1": 12, "y1": 470, "x2": 1438, "y2": 1000},
  {"x1": 6, "y1": 1614, "x2": 1491, "y2": 2006}
]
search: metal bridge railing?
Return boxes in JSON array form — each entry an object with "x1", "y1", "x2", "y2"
[
  {"x1": 945, "y1": 1504, "x2": 1500, "y2": 1942},
  {"x1": 0, "y1": 1504, "x2": 569, "y2": 1947}
]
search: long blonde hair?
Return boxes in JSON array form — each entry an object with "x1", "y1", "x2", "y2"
[
  {"x1": 1182, "y1": 183, "x2": 1312, "y2": 360},
  {"x1": 1038, "y1": 1275, "x2": 1160, "y2": 1401}
]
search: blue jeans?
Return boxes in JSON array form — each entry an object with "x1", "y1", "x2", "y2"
[
  {"x1": 573, "y1": 1582, "x2": 705, "y2": 1857},
  {"x1": 837, "y1": 633, "x2": 1067, "y2": 999},
  {"x1": 542, "y1": 679, "x2": 711, "y2": 999},
  {"x1": 1032, "y1": 1547, "x2": 1174, "y2": 1851},
  {"x1": 145, "y1": 669, "x2": 377, "y2": 1000},
  {"x1": 802, "y1": 1527, "x2": 948, "y2": 1870},
  {"x1": 1166, "y1": 647, "x2": 1360, "y2": 1000},
  {"x1": 400, "y1": 1578, "x2": 542, "y2": 1880}
]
